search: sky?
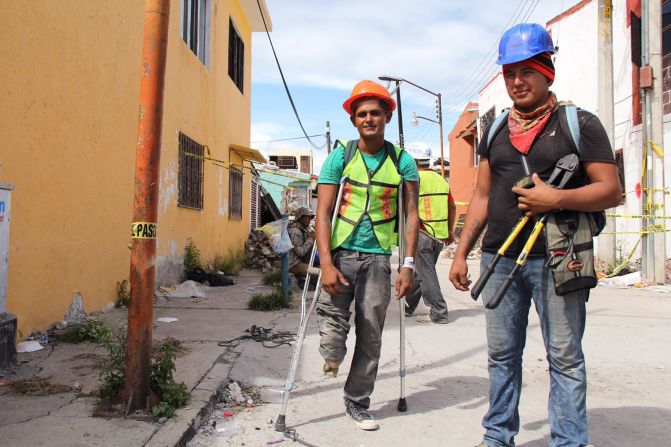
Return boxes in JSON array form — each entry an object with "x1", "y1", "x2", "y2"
[{"x1": 250, "y1": 0, "x2": 582, "y2": 174}]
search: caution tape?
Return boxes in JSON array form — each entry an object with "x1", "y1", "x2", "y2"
[
  {"x1": 606, "y1": 213, "x2": 671, "y2": 219},
  {"x1": 605, "y1": 235, "x2": 642, "y2": 278},
  {"x1": 647, "y1": 140, "x2": 664, "y2": 157},
  {"x1": 131, "y1": 222, "x2": 157, "y2": 239},
  {"x1": 455, "y1": 201, "x2": 470, "y2": 206}
]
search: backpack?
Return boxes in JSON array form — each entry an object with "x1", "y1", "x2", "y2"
[{"x1": 485, "y1": 104, "x2": 606, "y2": 236}]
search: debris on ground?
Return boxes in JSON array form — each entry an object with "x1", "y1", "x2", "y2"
[
  {"x1": 245, "y1": 230, "x2": 281, "y2": 272},
  {"x1": 165, "y1": 281, "x2": 206, "y2": 299},
  {"x1": 16, "y1": 340, "x2": 44, "y2": 353},
  {"x1": 187, "y1": 380, "x2": 270, "y2": 445},
  {"x1": 8, "y1": 377, "x2": 76, "y2": 395}
]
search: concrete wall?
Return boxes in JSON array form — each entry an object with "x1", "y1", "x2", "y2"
[
  {"x1": 0, "y1": 0, "x2": 261, "y2": 336},
  {"x1": 447, "y1": 103, "x2": 479, "y2": 220}
]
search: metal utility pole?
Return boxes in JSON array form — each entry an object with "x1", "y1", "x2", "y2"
[
  {"x1": 325, "y1": 121, "x2": 332, "y2": 154},
  {"x1": 436, "y1": 93, "x2": 445, "y2": 178},
  {"x1": 394, "y1": 81, "x2": 405, "y2": 149},
  {"x1": 640, "y1": 0, "x2": 666, "y2": 284},
  {"x1": 597, "y1": 0, "x2": 617, "y2": 268},
  {"x1": 118, "y1": 0, "x2": 170, "y2": 411}
]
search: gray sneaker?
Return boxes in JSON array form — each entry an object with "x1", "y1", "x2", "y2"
[{"x1": 344, "y1": 400, "x2": 379, "y2": 430}]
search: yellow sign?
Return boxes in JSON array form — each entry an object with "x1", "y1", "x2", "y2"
[{"x1": 131, "y1": 222, "x2": 157, "y2": 239}]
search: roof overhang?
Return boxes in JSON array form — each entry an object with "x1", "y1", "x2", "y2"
[
  {"x1": 230, "y1": 144, "x2": 267, "y2": 163},
  {"x1": 240, "y1": 0, "x2": 272, "y2": 32},
  {"x1": 456, "y1": 119, "x2": 478, "y2": 139}
]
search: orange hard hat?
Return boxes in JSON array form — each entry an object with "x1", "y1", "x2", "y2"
[{"x1": 342, "y1": 80, "x2": 396, "y2": 115}]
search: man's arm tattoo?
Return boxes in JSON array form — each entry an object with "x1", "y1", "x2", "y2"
[{"x1": 462, "y1": 218, "x2": 486, "y2": 254}]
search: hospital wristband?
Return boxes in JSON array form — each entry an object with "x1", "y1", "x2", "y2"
[{"x1": 402, "y1": 257, "x2": 415, "y2": 270}]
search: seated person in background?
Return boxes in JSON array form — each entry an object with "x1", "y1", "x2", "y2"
[{"x1": 288, "y1": 207, "x2": 316, "y2": 277}]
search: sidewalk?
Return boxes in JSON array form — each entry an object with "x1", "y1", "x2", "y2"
[
  {"x1": 1, "y1": 263, "x2": 670, "y2": 447},
  {"x1": 0, "y1": 269, "x2": 284, "y2": 447}
]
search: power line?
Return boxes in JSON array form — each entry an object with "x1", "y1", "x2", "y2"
[
  {"x1": 252, "y1": 134, "x2": 324, "y2": 144},
  {"x1": 444, "y1": 0, "x2": 538, "y2": 114},
  {"x1": 255, "y1": 0, "x2": 326, "y2": 151}
]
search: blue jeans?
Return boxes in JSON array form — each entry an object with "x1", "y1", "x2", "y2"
[{"x1": 480, "y1": 252, "x2": 588, "y2": 447}]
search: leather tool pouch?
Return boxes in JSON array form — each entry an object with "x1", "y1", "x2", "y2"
[{"x1": 545, "y1": 210, "x2": 598, "y2": 295}]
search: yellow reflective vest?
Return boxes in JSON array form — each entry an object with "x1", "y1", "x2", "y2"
[
  {"x1": 418, "y1": 170, "x2": 450, "y2": 240},
  {"x1": 331, "y1": 141, "x2": 403, "y2": 250}
]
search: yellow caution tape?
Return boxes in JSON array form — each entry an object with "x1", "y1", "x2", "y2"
[
  {"x1": 455, "y1": 201, "x2": 470, "y2": 206},
  {"x1": 131, "y1": 222, "x2": 157, "y2": 239},
  {"x1": 606, "y1": 213, "x2": 671, "y2": 219},
  {"x1": 647, "y1": 140, "x2": 664, "y2": 157}
]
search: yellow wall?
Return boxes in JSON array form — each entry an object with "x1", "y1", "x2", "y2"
[{"x1": 0, "y1": 0, "x2": 257, "y2": 336}]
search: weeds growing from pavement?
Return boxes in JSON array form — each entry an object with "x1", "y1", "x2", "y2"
[
  {"x1": 262, "y1": 270, "x2": 282, "y2": 285},
  {"x1": 184, "y1": 239, "x2": 202, "y2": 276},
  {"x1": 53, "y1": 319, "x2": 112, "y2": 344},
  {"x1": 82, "y1": 321, "x2": 188, "y2": 419},
  {"x1": 214, "y1": 245, "x2": 247, "y2": 276},
  {"x1": 116, "y1": 279, "x2": 130, "y2": 308},
  {"x1": 247, "y1": 289, "x2": 290, "y2": 311}
]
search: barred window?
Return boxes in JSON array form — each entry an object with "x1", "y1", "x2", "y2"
[
  {"x1": 229, "y1": 166, "x2": 243, "y2": 220},
  {"x1": 178, "y1": 132, "x2": 204, "y2": 209},
  {"x1": 228, "y1": 18, "x2": 244, "y2": 93}
]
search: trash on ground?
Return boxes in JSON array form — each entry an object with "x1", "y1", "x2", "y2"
[
  {"x1": 260, "y1": 387, "x2": 283, "y2": 404},
  {"x1": 156, "y1": 317, "x2": 178, "y2": 323},
  {"x1": 8, "y1": 377, "x2": 76, "y2": 395},
  {"x1": 228, "y1": 381, "x2": 245, "y2": 404},
  {"x1": 611, "y1": 271, "x2": 641, "y2": 286},
  {"x1": 165, "y1": 280, "x2": 206, "y2": 298},
  {"x1": 215, "y1": 419, "x2": 238, "y2": 437},
  {"x1": 17, "y1": 340, "x2": 44, "y2": 353}
]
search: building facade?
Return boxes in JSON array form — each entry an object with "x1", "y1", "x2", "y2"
[{"x1": 0, "y1": 0, "x2": 270, "y2": 336}]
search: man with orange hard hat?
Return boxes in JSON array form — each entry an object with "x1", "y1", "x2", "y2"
[{"x1": 315, "y1": 79, "x2": 419, "y2": 430}]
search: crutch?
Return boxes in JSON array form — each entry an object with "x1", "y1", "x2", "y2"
[
  {"x1": 478, "y1": 153, "x2": 579, "y2": 309},
  {"x1": 275, "y1": 176, "x2": 347, "y2": 432},
  {"x1": 397, "y1": 182, "x2": 408, "y2": 412}
]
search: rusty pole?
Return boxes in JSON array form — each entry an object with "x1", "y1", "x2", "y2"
[{"x1": 118, "y1": 0, "x2": 170, "y2": 411}]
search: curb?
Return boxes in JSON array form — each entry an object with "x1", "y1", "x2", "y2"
[{"x1": 145, "y1": 361, "x2": 232, "y2": 447}]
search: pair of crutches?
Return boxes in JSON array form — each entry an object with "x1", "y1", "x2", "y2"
[
  {"x1": 274, "y1": 176, "x2": 409, "y2": 431},
  {"x1": 470, "y1": 153, "x2": 579, "y2": 309},
  {"x1": 274, "y1": 177, "x2": 347, "y2": 433}
]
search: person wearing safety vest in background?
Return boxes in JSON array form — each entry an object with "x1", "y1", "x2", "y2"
[
  {"x1": 449, "y1": 24, "x2": 621, "y2": 447},
  {"x1": 404, "y1": 155, "x2": 455, "y2": 324},
  {"x1": 315, "y1": 80, "x2": 419, "y2": 431}
]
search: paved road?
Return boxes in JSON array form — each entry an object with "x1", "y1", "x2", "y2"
[{"x1": 188, "y1": 258, "x2": 671, "y2": 447}]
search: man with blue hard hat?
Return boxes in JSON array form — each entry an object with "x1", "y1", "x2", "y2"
[{"x1": 449, "y1": 23, "x2": 621, "y2": 447}]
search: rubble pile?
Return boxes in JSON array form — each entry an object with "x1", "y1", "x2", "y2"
[{"x1": 245, "y1": 230, "x2": 280, "y2": 272}]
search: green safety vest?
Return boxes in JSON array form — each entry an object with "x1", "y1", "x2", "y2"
[
  {"x1": 418, "y1": 170, "x2": 450, "y2": 240},
  {"x1": 331, "y1": 141, "x2": 403, "y2": 250}
]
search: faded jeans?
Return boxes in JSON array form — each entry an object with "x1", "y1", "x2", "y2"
[
  {"x1": 405, "y1": 231, "x2": 448, "y2": 322},
  {"x1": 317, "y1": 249, "x2": 391, "y2": 408},
  {"x1": 480, "y1": 252, "x2": 588, "y2": 447}
]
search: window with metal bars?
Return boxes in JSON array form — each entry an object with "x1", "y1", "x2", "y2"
[
  {"x1": 181, "y1": 0, "x2": 210, "y2": 67},
  {"x1": 228, "y1": 18, "x2": 244, "y2": 93},
  {"x1": 229, "y1": 166, "x2": 243, "y2": 220},
  {"x1": 178, "y1": 133, "x2": 204, "y2": 209}
]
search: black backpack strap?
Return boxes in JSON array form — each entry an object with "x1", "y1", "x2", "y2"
[
  {"x1": 486, "y1": 108, "x2": 511, "y2": 151},
  {"x1": 384, "y1": 140, "x2": 402, "y2": 175},
  {"x1": 343, "y1": 140, "x2": 357, "y2": 169}
]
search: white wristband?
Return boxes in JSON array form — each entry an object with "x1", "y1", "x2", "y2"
[{"x1": 402, "y1": 257, "x2": 415, "y2": 270}]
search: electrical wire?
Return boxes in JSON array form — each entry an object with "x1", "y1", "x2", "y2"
[
  {"x1": 443, "y1": 0, "x2": 542, "y2": 115},
  {"x1": 218, "y1": 325, "x2": 296, "y2": 349},
  {"x1": 255, "y1": 0, "x2": 326, "y2": 152},
  {"x1": 252, "y1": 134, "x2": 324, "y2": 144}
]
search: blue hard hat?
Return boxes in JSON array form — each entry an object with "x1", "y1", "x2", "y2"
[{"x1": 496, "y1": 23, "x2": 555, "y2": 65}]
